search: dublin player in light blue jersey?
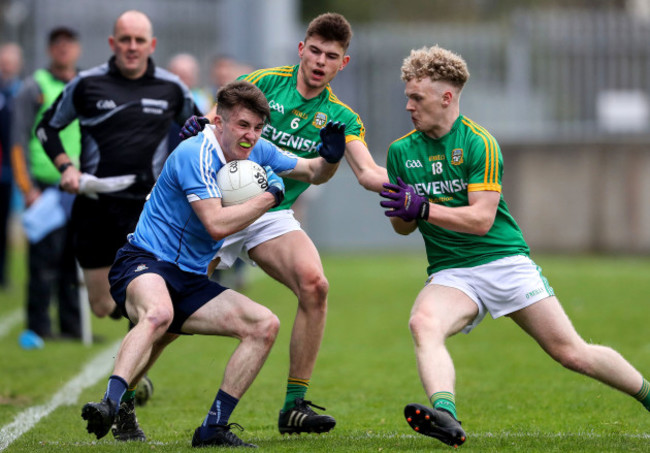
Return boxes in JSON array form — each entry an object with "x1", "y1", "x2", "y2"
[
  {"x1": 80, "y1": 80, "x2": 346, "y2": 448},
  {"x1": 131, "y1": 122, "x2": 296, "y2": 275}
]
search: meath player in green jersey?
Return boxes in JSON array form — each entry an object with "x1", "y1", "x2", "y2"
[
  {"x1": 379, "y1": 45, "x2": 650, "y2": 447},
  {"x1": 180, "y1": 13, "x2": 388, "y2": 435}
]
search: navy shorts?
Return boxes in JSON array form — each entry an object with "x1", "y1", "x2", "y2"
[{"x1": 109, "y1": 242, "x2": 229, "y2": 334}]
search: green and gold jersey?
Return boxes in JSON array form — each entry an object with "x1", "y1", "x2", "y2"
[
  {"x1": 386, "y1": 115, "x2": 529, "y2": 275},
  {"x1": 240, "y1": 65, "x2": 366, "y2": 210}
]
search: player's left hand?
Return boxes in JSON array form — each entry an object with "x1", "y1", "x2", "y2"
[
  {"x1": 317, "y1": 121, "x2": 346, "y2": 164},
  {"x1": 179, "y1": 115, "x2": 209, "y2": 139},
  {"x1": 264, "y1": 165, "x2": 285, "y2": 208},
  {"x1": 380, "y1": 177, "x2": 429, "y2": 221}
]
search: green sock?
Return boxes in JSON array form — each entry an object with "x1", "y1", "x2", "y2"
[
  {"x1": 282, "y1": 377, "x2": 309, "y2": 412},
  {"x1": 121, "y1": 385, "x2": 137, "y2": 403},
  {"x1": 633, "y1": 378, "x2": 650, "y2": 411},
  {"x1": 431, "y1": 391, "x2": 457, "y2": 420}
]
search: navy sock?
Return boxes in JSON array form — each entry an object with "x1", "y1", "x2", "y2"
[
  {"x1": 104, "y1": 375, "x2": 128, "y2": 407},
  {"x1": 201, "y1": 389, "x2": 239, "y2": 431}
]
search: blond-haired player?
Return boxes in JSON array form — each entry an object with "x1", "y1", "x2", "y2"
[{"x1": 380, "y1": 45, "x2": 650, "y2": 447}]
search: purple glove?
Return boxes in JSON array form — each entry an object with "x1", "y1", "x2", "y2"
[
  {"x1": 179, "y1": 115, "x2": 209, "y2": 139},
  {"x1": 380, "y1": 177, "x2": 429, "y2": 221}
]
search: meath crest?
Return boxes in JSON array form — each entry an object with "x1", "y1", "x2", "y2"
[
  {"x1": 451, "y1": 148, "x2": 464, "y2": 165},
  {"x1": 312, "y1": 112, "x2": 327, "y2": 128}
]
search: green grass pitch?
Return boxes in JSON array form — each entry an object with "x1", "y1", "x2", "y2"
[{"x1": 1, "y1": 247, "x2": 649, "y2": 452}]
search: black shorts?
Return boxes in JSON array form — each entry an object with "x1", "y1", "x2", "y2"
[
  {"x1": 71, "y1": 195, "x2": 145, "y2": 268},
  {"x1": 109, "y1": 242, "x2": 229, "y2": 334}
]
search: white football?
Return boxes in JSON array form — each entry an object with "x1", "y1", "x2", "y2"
[{"x1": 216, "y1": 160, "x2": 268, "y2": 206}]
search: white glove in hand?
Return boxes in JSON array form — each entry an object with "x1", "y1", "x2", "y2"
[{"x1": 79, "y1": 173, "x2": 137, "y2": 199}]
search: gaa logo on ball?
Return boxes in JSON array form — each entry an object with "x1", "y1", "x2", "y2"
[{"x1": 217, "y1": 160, "x2": 268, "y2": 206}]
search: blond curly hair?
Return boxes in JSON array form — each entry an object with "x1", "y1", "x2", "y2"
[{"x1": 401, "y1": 45, "x2": 470, "y2": 89}]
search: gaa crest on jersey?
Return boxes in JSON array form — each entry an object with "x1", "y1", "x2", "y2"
[
  {"x1": 451, "y1": 148, "x2": 464, "y2": 165},
  {"x1": 312, "y1": 112, "x2": 327, "y2": 128}
]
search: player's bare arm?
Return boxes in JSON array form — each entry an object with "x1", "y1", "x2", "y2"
[
  {"x1": 388, "y1": 216, "x2": 418, "y2": 236},
  {"x1": 192, "y1": 194, "x2": 277, "y2": 242},
  {"x1": 344, "y1": 139, "x2": 388, "y2": 192},
  {"x1": 428, "y1": 190, "x2": 500, "y2": 235},
  {"x1": 182, "y1": 117, "x2": 385, "y2": 190},
  {"x1": 382, "y1": 180, "x2": 500, "y2": 236},
  {"x1": 388, "y1": 191, "x2": 498, "y2": 236},
  {"x1": 286, "y1": 156, "x2": 339, "y2": 185}
]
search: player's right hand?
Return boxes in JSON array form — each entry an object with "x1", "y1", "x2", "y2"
[
  {"x1": 179, "y1": 115, "x2": 209, "y2": 139},
  {"x1": 317, "y1": 121, "x2": 346, "y2": 164},
  {"x1": 58, "y1": 165, "x2": 82, "y2": 195},
  {"x1": 264, "y1": 165, "x2": 285, "y2": 207},
  {"x1": 380, "y1": 177, "x2": 429, "y2": 221}
]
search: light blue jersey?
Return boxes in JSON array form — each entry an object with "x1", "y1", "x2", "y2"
[{"x1": 129, "y1": 126, "x2": 298, "y2": 274}]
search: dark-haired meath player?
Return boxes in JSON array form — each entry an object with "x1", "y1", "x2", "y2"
[
  {"x1": 180, "y1": 12, "x2": 388, "y2": 435},
  {"x1": 379, "y1": 45, "x2": 650, "y2": 448}
]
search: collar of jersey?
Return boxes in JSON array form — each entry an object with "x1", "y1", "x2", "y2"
[{"x1": 202, "y1": 125, "x2": 227, "y2": 165}]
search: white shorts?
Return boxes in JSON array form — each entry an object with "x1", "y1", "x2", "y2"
[
  {"x1": 426, "y1": 255, "x2": 555, "y2": 334},
  {"x1": 215, "y1": 209, "x2": 302, "y2": 269}
]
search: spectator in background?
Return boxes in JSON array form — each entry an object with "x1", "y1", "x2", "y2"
[
  {"x1": 11, "y1": 27, "x2": 82, "y2": 342},
  {"x1": 36, "y1": 10, "x2": 201, "y2": 442},
  {"x1": 167, "y1": 53, "x2": 211, "y2": 113},
  {"x1": 166, "y1": 52, "x2": 210, "y2": 151},
  {"x1": 0, "y1": 42, "x2": 23, "y2": 290},
  {"x1": 209, "y1": 54, "x2": 252, "y2": 100}
]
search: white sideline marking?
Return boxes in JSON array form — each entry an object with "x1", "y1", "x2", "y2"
[
  {"x1": 0, "y1": 340, "x2": 120, "y2": 451},
  {"x1": 0, "y1": 309, "x2": 22, "y2": 339}
]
